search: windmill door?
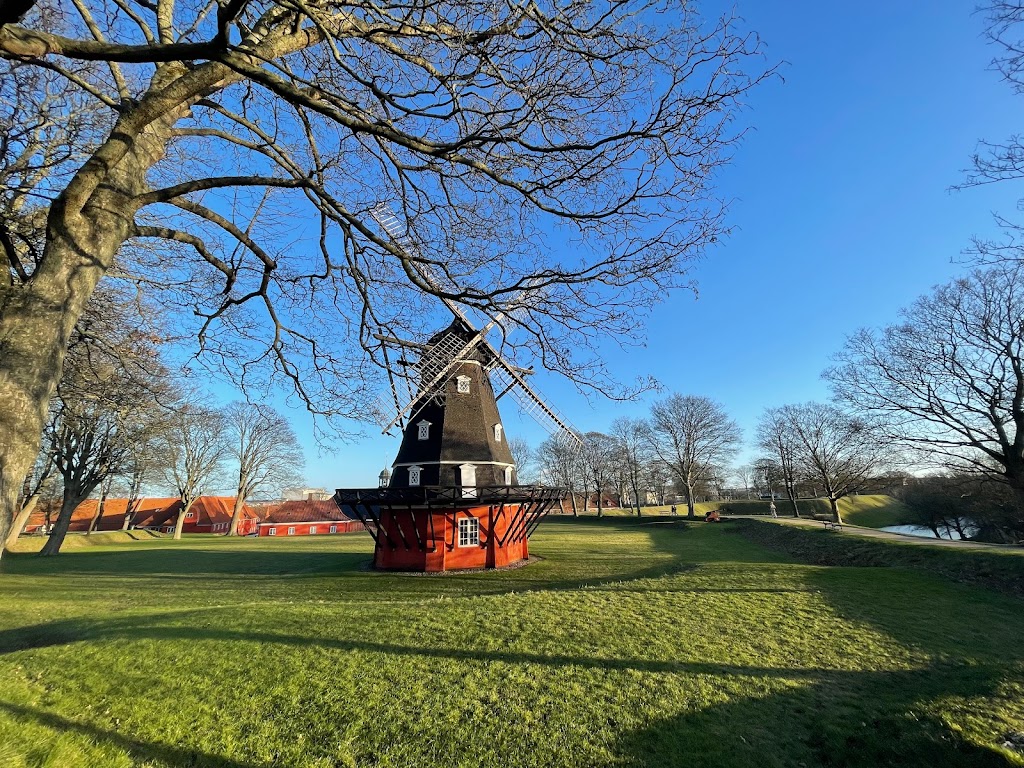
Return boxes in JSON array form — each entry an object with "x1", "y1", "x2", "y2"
[{"x1": 459, "y1": 464, "x2": 478, "y2": 498}]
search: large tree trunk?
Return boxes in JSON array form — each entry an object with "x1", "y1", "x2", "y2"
[
  {"x1": 569, "y1": 492, "x2": 578, "y2": 517},
  {"x1": 787, "y1": 488, "x2": 801, "y2": 518},
  {"x1": 4, "y1": 492, "x2": 40, "y2": 550},
  {"x1": 685, "y1": 481, "x2": 696, "y2": 519},
  {"x1": 173, "y1": 497, "x2": 195, "y2": 540},
  {"x1": 228, "y1": 491, "x2": 246, "y2": 536},
  {"x1": 829, "y1": 496, "x2": 843, "y2": 525},
  {"x1": 39, "y1": 482, "x2": 92, "y2": 556},
  {"x1": 0, "y1": 279, "x2": 92, "y2": 559},
  {"x1": 0, "y1": 62, "x2": 199, "y2": 561},
  {"x1": 87, "y1": 480, "x2": 111, "y2": 534}
]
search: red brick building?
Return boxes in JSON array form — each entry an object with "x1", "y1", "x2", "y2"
[
  {"x1": 131, "y1": 496, "x2": 261, "y2": 535},
  {"x1": 257, "y1": 499, "x2": 362, "y2": 537},
  {"x1": 24, "y1": 497, "x2": 179, "y2": 534}
]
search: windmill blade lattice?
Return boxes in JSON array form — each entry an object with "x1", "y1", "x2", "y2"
[
  {"x1": 489, "y1": 361, "x2": 583, "y2": 449},
  {"x1": 369, "y1": 203, "x2": 582, "y2": 448}
]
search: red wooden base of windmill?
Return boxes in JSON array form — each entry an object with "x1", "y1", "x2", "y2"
[{"x1": 334, "y1": 487, "x2": 562, "y2": 572}]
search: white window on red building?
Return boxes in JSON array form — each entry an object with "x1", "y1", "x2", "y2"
[
  {"x1": 330, "y1": 525, "x2": 338, "y2": 534},
  {"x1": 268, "y1": 527, "x2": 277, "y2": 536},
  {"x1": 458, "y1": 517, "x2": 480, "y2": 547},
  {"x1": 288, "y1": 526, "x2": 296, "y2": 535},
  {"x1": 309, "y1": 526, "x2": 317, "y2": 535},
  {"x1": 185, "y1": 512, "x2": 195, "y2": 519}
]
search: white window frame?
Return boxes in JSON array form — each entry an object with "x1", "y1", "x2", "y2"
[
  {"x1": 309, "y1": 526, "x2": 317, "y2": 535},
  {"x1": 493, "y1": 423, "x2": 503, "y2": 442},
  {"x1": 417, "y1": 420, "x2": 431, "y2": 441},
  {"x1": 330, "y1": 525, "x2": 337, "y2": 534},
  {"x1": 408, "y1": 466, "x2": 422, "y2": 487},
  {"x1": 268, "y1": 527, "x2": 277, "y2": 536},
  {"x1": 504, "y1": 466, "x2": 513, "y2": 485},
  {"x1": 185, "y1": 511, "x2": 195, "y2": 519},
  {"x1": 456, "y1": 375, "x2": 471, "y2": 394},
  {"x1": 459, "y1": 463, "x2": 478, "y2": 498},
  {"x1": 288, "y1": 526, "x2": 296, "y2": 535},
  {"x1": 458, "y1": 517, "x2": 480, "y2": 547}
]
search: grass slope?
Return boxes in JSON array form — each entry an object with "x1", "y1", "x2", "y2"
[
  {"x1": 590, "y1": 495, "x2": 913, "y2": 528},
  {"x1": 1, "y1": 520, "x2": 1023, "y2": 767},
  {"x1": 835, "y1": 495, "x2": 914, "y2": 527}
]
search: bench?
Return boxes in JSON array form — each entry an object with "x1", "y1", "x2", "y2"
[{"x1": 823, "y1": 520, "x2": 843, "y2": 531}]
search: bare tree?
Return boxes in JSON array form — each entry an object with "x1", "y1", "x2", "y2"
[
  {"x1": 733, "y1": 463, "x2": 754, "y2": 500},
  {"x1": 0, "y1": 0, "x2": 772, "y2": 555},
  {"x1": 610, "y1": 416, "x2": 650, "y2": 516},
  {"x1": 775, "y1": 402, "x2": 887, "y2": 525},
  {"x1": 648, "y1": 394, "x2": 740, "y2": 518},
  {"x1": 36, "y1": 294, "x2": 171, "y2": 555},
  {"x1": 40, "y1": 391, "x2": 134, "y2": 555},
  {"x1": 160, "y1": 400, "x2": 227, "y2": 540},
  {"x1": 756, "y1": 407, "x2": 803, "y2": 517},
  {"x1": 224, "y1": 401, "x2": 303, "y2": 536},
  {"x1": 827, "y1": 264, "x2": 1024, "y2": 521},
  {"x1": 507, "y1": 436, "x2": 534, "y2": 484},
  {"x1": 579, "y1": 432, "x2": 618, "y2": 517},
  {"x1": 536, "y1": 434, "x2": 584, "y2": 516},
  {"x1": 961, "y1": 4, "x2": 1024, "y2": 194},
  {"x1": 643, "y1": 460, "x2": 671, "y2": 507}
]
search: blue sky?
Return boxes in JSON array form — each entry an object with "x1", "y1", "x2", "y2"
[{"x1": 219, "y1": 2, "x2": 1024, "y2": 490}]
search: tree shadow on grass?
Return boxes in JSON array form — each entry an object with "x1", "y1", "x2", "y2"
[
  {"x1": 612, "y1": 663, "x2": 1015, "y2": 768},
  {"x1": 0, "y1": 548, "x2": 373, "y2": 578},
  {"x1": 0, "y1": 700, "x2": 264, "y2": 768},
  {"x1": 3, "y1": 613, "x2": 1015, "y2": 767}
]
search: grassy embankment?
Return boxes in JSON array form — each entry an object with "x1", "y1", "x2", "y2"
[
  {"x1": 2, "y1": 519, "x2": 1024, "y2": 767},
  {"x1": 582, "y1": 494, "x2": 913, "y2": 527}
]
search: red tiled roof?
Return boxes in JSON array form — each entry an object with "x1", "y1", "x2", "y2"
[
  {"x1": 263, "y1": 499, "x2": 354, "y2": 524},
  {"x1": 130, "y1": 496, "x2": 261, "y2": 528},
  {"x1": 26, "y1": 497, "x2": 178, "y2": 532}
]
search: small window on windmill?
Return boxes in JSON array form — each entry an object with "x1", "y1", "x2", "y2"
[
  {"x1": 458, "y1": 517, "x2": 480, "y2": 547},
  {"x1": 493, "y1": 423, "x2": 503, "y2": 442},
  {"x1": 417, "y1": 420, "x2": 431, "y2": 441},
  {"x1": 504, "y1": 466, "x2": 514, "y2": 485},
  {"x1": 409, "y1": 466, "x2": 422, "y2": 486},
  {"x1": 459, "y1": 463, "x2": 477, "y2": 498},
  {"x1": 456, "y1": 375, "x2": 471, "y2": 394}
]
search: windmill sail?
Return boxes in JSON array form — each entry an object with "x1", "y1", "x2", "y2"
[{"x1": 369, "y1": 203, "x2": 583, "y2": 448}]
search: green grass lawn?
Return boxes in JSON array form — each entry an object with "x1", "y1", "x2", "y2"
[{"x1": 2, "y1": 520, "x2": 1023, "y2": 767}]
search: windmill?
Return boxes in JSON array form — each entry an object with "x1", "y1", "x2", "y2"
[{"x1": 333, "y1": 205, "x2": 581, "y2": 571}]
